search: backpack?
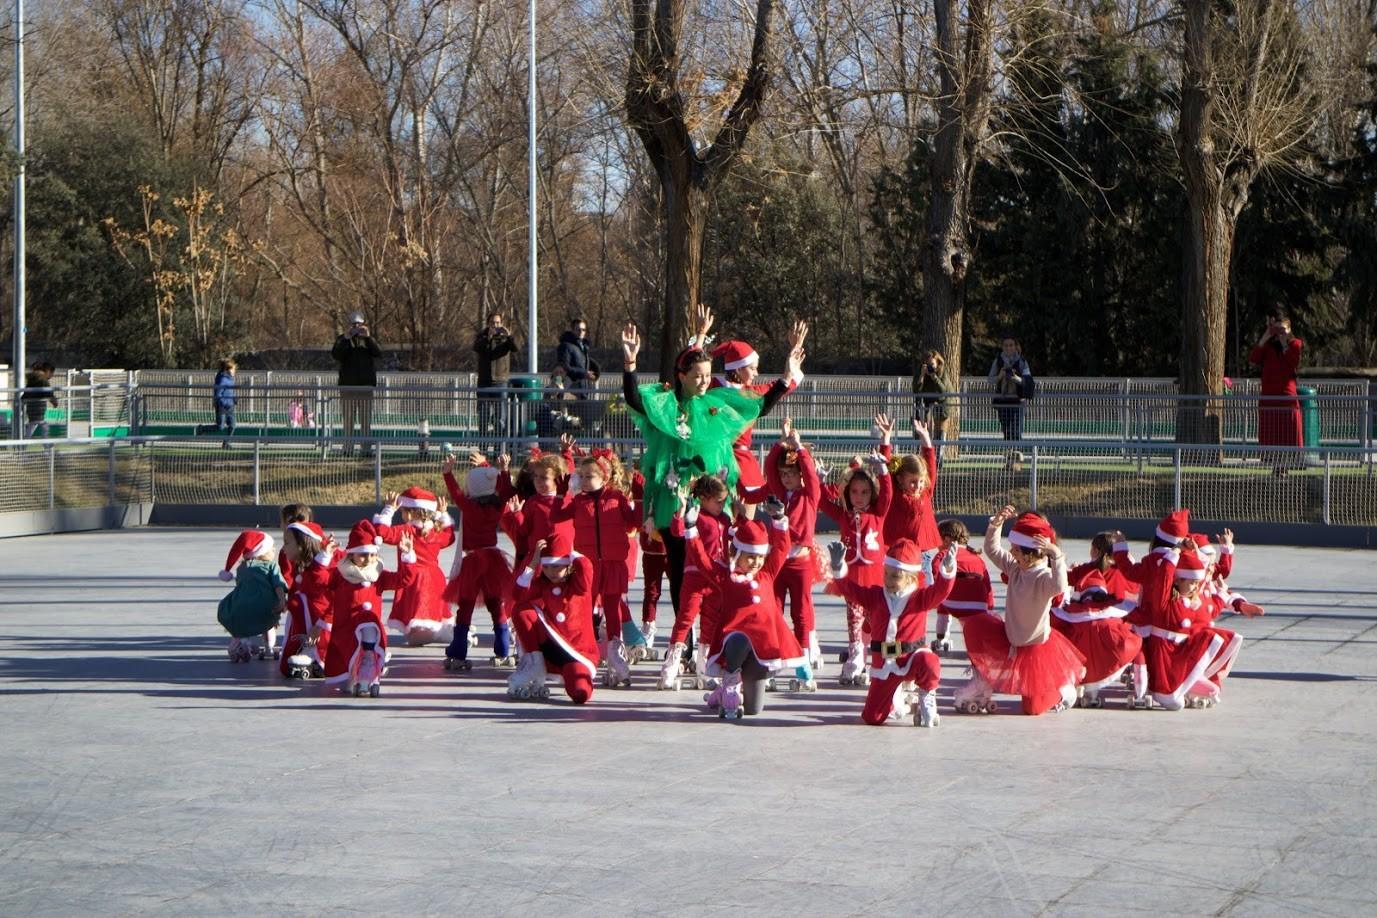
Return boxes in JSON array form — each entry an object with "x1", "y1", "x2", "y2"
[{"x1": 1020, "y1": 373, "x2": 1037, "y2": 400}]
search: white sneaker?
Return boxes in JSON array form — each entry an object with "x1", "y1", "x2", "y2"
[
  {"x1": 507, "y1": 650, "x2": 547, "y2": 699},
  {"x1": 839, "y1": 641, "x2": 866, "y2": 685},
  {"x1": 914, "y1": 689, "x2": 940, "y2": 727},
  {"x1": 658, "y1": 642, "x2": 686, "y2": 690}
]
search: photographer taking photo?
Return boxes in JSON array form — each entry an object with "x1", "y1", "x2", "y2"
[
  {"x1": 1248, "y1": 307, "x2": 1303, "y2": 474},
  {"x1": 988, "y1": 337, "x2": 1033, "y2": 443},
  {"x1": 912, "y1": 349, "x2": 950, "y2": 448},
  {"x1": 473, "y1": 311, "x2": 519, "y2": 448},
  {"x1": 332, "y1": 310, "x2": 383, "y2": 457}
]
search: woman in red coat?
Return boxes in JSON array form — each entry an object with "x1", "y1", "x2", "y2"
[{"x1": 1248, "y1": 309, "x2": 1303, "y2": 473}]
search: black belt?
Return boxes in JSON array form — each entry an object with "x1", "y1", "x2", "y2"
[{"x1": 870, "y1": 640, "x2": 925, "y2": 656}]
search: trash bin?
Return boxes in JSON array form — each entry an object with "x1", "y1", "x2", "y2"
[
  {"x1": 508, "y1": 374, "x2": 544, "y2": 438},
  {"x1": 1297, "y1": 386, "x2": 1320, "y2": 448}
]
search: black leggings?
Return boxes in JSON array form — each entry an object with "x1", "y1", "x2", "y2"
[{"x1": 720, "y1": 632, "x2": 769, "y2": 715}]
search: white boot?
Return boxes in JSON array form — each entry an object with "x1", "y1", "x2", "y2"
[
  {"x1": 603, "y1": 639, "x2": 631, "y2": 687},
  {"x1": 839, "y1": 641, "x2": 866, "y2": 685},
  {"x1": 658, "y1": 642, "x2": 686, "y2": 690},
  {"x1": 262, "y1": 626, "x2": 281, "y2": 659},
  {"x1": 807, "y1": 631, "x2": 825, "y2": 676},
  {"x1": 507, "y1": 650, "x2": 548, "y2": 699},
  {"x1": 913, "y1": 688, "x2": 940, "y2": 728},
  {"x1": 641, "y1": 620, "x2": 657, "y2": 651},
  {"x1": 954, "y1": 669, "x2": 996, "y2": 713}
]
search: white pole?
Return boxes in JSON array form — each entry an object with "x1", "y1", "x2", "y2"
[
  {"x1": 12, "y1": 0, "x2": 25, "y2": 437},
  {"x1": 526, "y1": 0, "x2": 538, "y2": 375}
]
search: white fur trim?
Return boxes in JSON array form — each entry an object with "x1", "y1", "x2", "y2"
[
  {"x1": 289, "y1": 521, "x2": 319, "y2": 539},
  {"x1": 732, "y1": 537, "x2": 770, "y2": 556},
  {"x1": 883, "y1": 556, "x2": 922, "y2": 573},
  {"x1": 312, "y1": 551, "x2": 332, "y2": 565},
  {"x1": 400, "y1": 551, "x2": 417, "y2": 564},
  {"x1": 1175, "y1": 568, "x2": 1207, "y2": 581},
  {"x1": 398, "y1": 496, "x2": 438, "y2": 512},
  {"x1": 1008, "y1": 529, "x2": 1039, "y2": 549},
  {"x1": 1052, "y1": 601, "x2": 1136, "y2": 623},
  {"x1": 372, "y1": 508, "x2": 396, "y2": 525},
  {"x1": 770, "y1": 517, "x2": 789, "y2": 531},
  {"x1": 785, "y1": 368, "x2": 804, "y2": 387},
  {"x1": 347, "y1": 545, "x2": 379, "y2": 554},
  {"x1": 723, "y1": 351, "x2": 758, "y2": 371},
  {"x1": 1155, "y1": 525, "x2": 1182, "y2": 543},
  {"x1": 515, "y1": 569, "x2": 534, "y2": 589},
  {"x1": 541, "y1": 555, "x2": 574, "y2": 566}
]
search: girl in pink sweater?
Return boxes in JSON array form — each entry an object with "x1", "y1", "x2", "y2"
[{"x1": 955, "y1": 506, "x2": 1086, "y2": 715}]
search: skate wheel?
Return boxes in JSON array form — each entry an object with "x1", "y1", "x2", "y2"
[
  {"x1": 985, "y1": 701, "x2": 998, "y2": 713},
  {"x1": 959, "y1": 700, "x2": 979, "y2": 714},
  {"x1": 369, "y1": 684, "x2": 380, "y2": 698},
  {"x1": 351, "y1": 683, "x2": 363, "y2": 697}
]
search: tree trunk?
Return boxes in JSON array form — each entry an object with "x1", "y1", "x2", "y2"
[
  {"x1": 1179, "y1": 190, "x2": 1234, "y2": 446},
  {"x1": 660, "y1": 170, "x2": 709, "y2": 377}
]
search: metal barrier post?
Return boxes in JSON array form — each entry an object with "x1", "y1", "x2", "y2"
[
  {"x1": 1173, "y1": 447, "x2": 1182, "y2": 509},
  {"x1": 374, "y1": 446, "x2": 383, "y2": 505},
  {"x1": 1322, "y1": 451, "x2": 1331, "y2": 525},
  {"x1": 107, "y1": 439, "x2": 116, "y2": 506},
  {"x1": 47, "y1": 442, "x2": 54, "y2": 510},
  {"x1": 253, "y1": 439, "x2": 261, "y2": 506},
  {"x1": 1029, "y1": 445, "x2": 1039, "y2": 510}
]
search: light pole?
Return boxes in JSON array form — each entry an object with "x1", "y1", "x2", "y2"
[
  {"x1": 526, "y1": 0, "x2": 538, "y2": 375},
  {"x1": 11, "y1": 0, "x2": 25, "y2": 438}
]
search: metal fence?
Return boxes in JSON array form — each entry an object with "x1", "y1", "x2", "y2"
[{"x1": 4, "y1": 435, "x2": 1374, "y2": 528}]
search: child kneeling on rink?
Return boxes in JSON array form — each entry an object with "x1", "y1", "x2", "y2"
[
  {"x1": 216, "y1": 530, "x2": 288, "y2": 662},
  {"x1": 827, "y1": 538, "x2": 957, "y2": 727},
  {"x1": 506, "y1": 533, "x2": 600, "y2": 704}
]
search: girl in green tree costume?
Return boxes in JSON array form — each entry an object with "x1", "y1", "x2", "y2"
[{"x1": 620, "y1": 318, "x2": 806, "y2": 624}]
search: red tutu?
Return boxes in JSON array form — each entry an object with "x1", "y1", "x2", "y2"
[
  {"x1": 962, "y1": 612, "x2": 1087, "y2": 712},
  {"x1": 442, "y1": 547, "x2": 512, "y2": 605},
  {"x1": 1051, "y1": 605, "x2": 1143, "y2": 685}
]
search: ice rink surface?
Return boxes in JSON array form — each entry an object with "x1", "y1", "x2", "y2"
[{"x1": 1, "y1": 527, "x2": 1375, "y2": 917}]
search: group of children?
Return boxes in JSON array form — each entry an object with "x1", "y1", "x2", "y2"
[{"x1": 214, "y1": 417, "x2": 1264, "y2": 721}]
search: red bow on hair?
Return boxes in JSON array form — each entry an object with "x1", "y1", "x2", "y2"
[
  {"x1": 591, "y1": 448, "x2": 616, "y2": 477},
  {"x1": 674, "y1": 346, "x2": 705, "y2": 374},
  {"x1": 528, "y1": 445, "x2": 544, "y2": 459}
]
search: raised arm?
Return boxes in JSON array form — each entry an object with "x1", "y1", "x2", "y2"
[
  {"x1": 620, "y1": 323, "x2": 647, "y2": 415},
  {"x1": 983, "y1": 506, "x2": 1019, "y2": 577}
]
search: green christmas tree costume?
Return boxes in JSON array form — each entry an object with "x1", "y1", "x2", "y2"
[{"x1": 628, "y1": 383, "x2": 763, "y2": 529}]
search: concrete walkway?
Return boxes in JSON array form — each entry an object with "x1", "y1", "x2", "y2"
[{"x1": 1, "y1": 528, "x2": 1374, "y2": 917}]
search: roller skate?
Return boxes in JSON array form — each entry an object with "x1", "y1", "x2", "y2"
[
  {"x1": 913, "y1": 688, "x2": 940, "y2": 728},
  {"x1": 443, "y1": 625, "x2": 473, "y2": 672},
  {"x1": 602, "y1": 638, "x2": 632, "y2": 688},
  {"x1": 257, "y1": 627, "x2": 281, "y2": 660},
  {"x1": 954, "y1": 670, "x2": 997, "y2": 714},
  {"x1": 838, "y1": 641, "x2": 867, "y2": 686},
  {"x1": 1051, "y1": 683, "x2": 1079, "y2": 712},
  {"x1": 807, "y1": 631, "x2": 825, "y2": 678},
  {"x1": 491, "y1": 622, "x2": 519, "y2": 668},
  {"x1": 1126, "y1": 665, "x2": 1152, "y2": 709},
  {"x1": 621, "y1": 620, "x2": 652, "y2": 664},
  {"x1": 1077, "y1": 684, "x2": 1106, "y2": 709},
  {"x1": 349, "y1": 623, "x2": 384, "y2": 698},
  {"x1": 708, "y1": 672, "x2": 744, "y2": 720},
  {"x1": 640, "y1": 621, "x2": 661, "y2": 661},
  {"x1": 285, "y1": 640, "x2": 321, "y2": 680},
  {"x1": 890, "y1": 685, "x2": 915, "y2": 721},
  {"x1": 507, "y1": 650, "x2": 550, "y2": 700},
  {"x1": 931, "y1": 633, "x2": 952, "y2": 655},
  {"x1": 226, "y1": 637, "x2": 252, "y2": 663},
  {"x1": 692, "y1": 644, "x2": 712, "y2": 691},
  {"x1": 657, "y1": 642, "x2": 687, "y2": 690},
  {"x1": 787, "y1": 661, "x2": 818, "y2": 693},
  {"x1": 1185, "y1": 680, "x2": 1219, "y2": 709}
]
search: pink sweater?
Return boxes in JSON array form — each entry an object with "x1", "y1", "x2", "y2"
[{"x1": 984, "y1": 524, "x2": 1069, "y2": 647}]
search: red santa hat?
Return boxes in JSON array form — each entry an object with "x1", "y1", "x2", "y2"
[
  {"x1": 1156, "y1": 509, "x2": 1190, "y2": 545},
  {"x1": 467, "y1": 466, "x2": 499, "y2": 499},
  {"x1": 1175, "y1": 549, "x2": 1207, "y2": 580},
  {"x1": 345, "y1": 520, "x2": 383, "y2": 555},
  {"x1": 541, "y1": 532, "x2": 575, "y2": 566},
  {"x1": 1071, "y1": 568, "x2": 1112, "y2": 601},
  {"x1": 712, "y1": 339, "x2": 759, "y2": 372},
  {"x1": 883, "y1": 538, "x2": 925, "y2": 573},
  {"x1": 288, "y1": 520, "x2": 326, "y2": 543},
  {"x1": 1190, "y1": 532, "x2": 1217, "y2": 559},
  {"x1": 397, "y1": 486, "x2": 438, "y2": 512},
  {"x1": 1008, "y1": 512, "x2": 1056, "y2": 550},
  {"x1": 219, "y1": 530, "x2": 274, "y2": 581},
  {"x1": 731, "y1": 519, "x2": 771, "y2": 556}
]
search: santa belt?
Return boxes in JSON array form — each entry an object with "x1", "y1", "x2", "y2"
[
  {"x1": 870, "y1": 639, "x2": 925, "y2": 657},
  {"x1": 1145, "y1": 626, "x2": 1189, "y2": 644}
]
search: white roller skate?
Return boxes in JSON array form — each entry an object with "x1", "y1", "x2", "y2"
[
  {"x1": 640, "y1": 621, "x2": 661, "y2": 661},
  {"x1": 954, "y1": 670, "x2": 997, "y2": 714},
  {"x1": 1126, "y1": 664, "x2": 1152, "y2": 709},
  {"x1": 227, "y1": 637, "x2": 252, "y2": 663},
  {"x1": 707, "y1": 671, "x2": 744, "y2": 720},
  {"x1": 602, "y1": 638, "x2": 632, "y2": 688},
  {"x1": 931, "y1": 634, "x2": 952, "y2": 654},
  {"x1": 258, "y1": 627, "x2": 281, "y2": 660},
  {"x1": 1185, "y1": 680, "x2": 1219, "y2": 709},
  {"x1": 507, "y1": 650, "x2": 550, "y2": 700},
  {"x1": 491, "y1": 623, "x2": 519, "y2": 668},
  {"x1": 657, "y1": 642, "x2": 687, "y2": 690},
  {"x1": 838, "y1": 641, "x2": 867, "y2": 686},
  {"x1": 788, "y1": 661, "x2": 818, "y2": 693},
  {"x1": 285, "y1": 640, "x2": 320, "y2": 679},
  {"x1": 890, "y1": 684, "x2": 915, "y2": 721},
  {"x1": 620, "y1": 621, "x2": 653, "y2": 663},
  {"x1": 807, "y1": 631, "x2": 825, "y2": 678},
  {"x1": 913, "y1": 688, "x2": 940, "y2": 728},
  {"x1": 1051, "y1": 683, "x2": 1078, "y2": 712},
  {"x1": 349, "y1": 623, "x2": 384, "y2": 698},
  {"x1": 693, "y1": 644, "x2": 712, "y2": 691}
]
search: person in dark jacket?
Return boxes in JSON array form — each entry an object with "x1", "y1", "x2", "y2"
[
  {"x1": 988, "y1": 337, "x2": 1033, "y2": 443},
  {"x1": 195, "y1": 359, "x2": 237, "y2": 446},
  {"x1": 332, "y1": 311, "x2": 383, "y2": 456},
  {"x1": 21, "y1": 361, "x2": 59, "y2": 439},
  {"x1": 473, "y1": 311, "x2": 519, "y2": 446},
  {"x1": 555, "y1": 318, "x2": 599, "y2": 399}
]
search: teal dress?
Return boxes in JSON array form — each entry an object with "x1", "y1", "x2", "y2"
[{"x1": 217, "y1": 559, "x2": 288, "y2": 638}]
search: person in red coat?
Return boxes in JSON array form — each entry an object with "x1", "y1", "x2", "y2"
[
  {"x1": 931, "y1": 519, "x2": 994, "y2": 653},
  {"x1": 322, "y1": 522, "x2": 417, "y2": 696},
  {"x1": 506, "y1": 533, "x2": 601, "y2": 704},
  {"x1": 441, "y1": 456, "x2": 518, "y2": 670},
  {"x1": 571, "y1": 452, "x2": 642, "y2": 684},
  {"x1": 680, "y1": 497, "x2": 805, "y2": 719},
  {"x1": 279, "y1": 520, "x2": 338, "y2": 679},
  {"x1": 511, "y1": 451, "x2": 575, "y2": 561},
  {"x1": 657, "y1": 474, "x2": 730, "y2": 690},
  {"x1": 1052, "y1": 566, "x2": 1146, "y2": 708},
  {"x1": 372, "y1": 486, "x2": 457, "y2": 646},
  {"x1": 826, "y1": 538, "x2": 956, "y2": 727},
  {"x1": 881, "y1": 419, "x2": 941, "y2": 552},
  {"x1": 1248, "y1": 309, "x2": 1303, "y2": 472},
  {"x1": 1114, "y1": 508, "x2": 1190, "y2": 632},
  {"x1": 763, "y1": 419, "x2": 822, "y2": 677}
]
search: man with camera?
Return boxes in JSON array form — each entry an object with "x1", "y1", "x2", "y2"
[
  {"x1": 912, "y1": 349, "x2": 950, "y2": 448},
  {"x1": 988, "y1": 336, "x2": 1033, "y2": 443},
  {"x1": 473, "y1": 312, "x2": 519, "y2": 448},
  {"x1": 332, "y1": 310, "x2": 383, "y2": 456}
]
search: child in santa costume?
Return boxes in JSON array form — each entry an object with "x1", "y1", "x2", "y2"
[
  {"x1": 1143, "y1": 546, "x2": 1249, "y2": 710},
  {"x1": 706, "y1": 320, "x2": 807, "y2": 501},
  {"x1": 826, "y1": 538, "x2": 957, "y2": 727},
  {"x1": 505, "y1": 533, "x2": 601, "y2": 704},
  {"x1": 510, "y1": 450, "x2": 575, "y2": 562},
  {"x1": 277, "y1": 503, "x2": 313, "y2": 589},
  {"x1": 681, "y1": 496, "x2": 806, "y2": 719},
  {"x1": 278, "y1": 520, "x2": 338, "y2": 679},
  {"x1": 881, "y1": 419, "x2": 942, "y2": 553},
  {"x1": 216, "y1": 530, "x2": 289, "y2": 663},
  {"x1": 658, "y1": 474, "x2": 730, "y2": 690},
  {"x1": 1195, "y1": 530, "x2": 1266, "y2": 619},
  {"x1": 441, "y1": 453, "x2": 518, "y2": 671},
  {"x1": 632, "y1": 468, "x2": 669, "y2": 653},
  {"x1": 763, "y1": 418, "x2": 824, "y2": 682},
  {"x1": 322, "y1": 522, "x2": 417, "y2": 696},
  {"x1": 373, "y1": 486, "x2": 456, "y2": 646},
  {"x1": 571, "y1": 451, "x2": 643, "y2": 684},
  {"x1": 931, "y1": 519, "x2": 994, "y2": 653},
  {"x1": 819, "y1": 414, "x2": 894, "y2": 685},
  {"x1": 1113, "y1": 509, "x2": 1192, "y2": 634},
  {"x1": 1052, "y1": 559, "x2": 1146, "y2": 709},
  {"x1": 955, "y1": 507, "x2": 1086, "y2": 715}
]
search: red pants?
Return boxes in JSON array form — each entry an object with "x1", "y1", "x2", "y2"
[
  {"x1": 591, "y1": 559, "x2": 630, "y2": 636},
  {"x1": 861, "y1": 651, "x2": 941, "y2": 726},
  {"x1": 511, "y1": 607, "x2": 595, "y2": 704},
  {"x1": 641, "y1": 551, "x2": 668, "y2": 624},
  {"x1": 774, "y1": 554, "x2": 816, "y2": 644},
  {"x1": 671, "y1": 570, "x2": 720, "y2": 646},
  {"x1": 455, "y1": 595, "x2": 506, "y2": 629}
]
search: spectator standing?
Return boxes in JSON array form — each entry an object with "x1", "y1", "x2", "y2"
[
  {"x1": 472, "y1": 312, "x2": 519, "y2": 446},
  {"x1": 332, "y1": 311, "x2": 382, "y2": 456},
  {"x1": 1248, "y1": 308, "x2": 1303, "y2": 475},
  {"x1": 988, "y1": 337, "x2": 1033, "y2": 443},
  {"x1": 912, "y1": 349, "x2": 951, "y2": 448},
  {"x1": 194, "y1": 358, "x2": 237, "y2": 446},
  {"x1": 21, "y1": 361, "x2": 59, "y2": 439},
  {"x1": 556, "y1": 318, "x2": 600, "y2": 398}
]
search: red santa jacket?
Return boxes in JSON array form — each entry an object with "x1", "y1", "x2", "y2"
[
  {"x1": 289, "y1": 549, "x2": 338, "y2": 635},
  {"x1": 764, "y1": 442, "x2": 821, "y2": 550},
  {"x1": 939, "y1": 545, "x2": 994, "y2": 617},
  {"x1": 880, "y1": 443, "x2": 940, "y2": 549},
  {"x1": 1113, "y1": 542, "x2": 1181, "y2": 627},
  {"x1": 372, "y1": 510, "x2": 456, "y2": 566},
  {"x1": 513, "y1": 492, "x2": 574, "y2": 560},
  {"x1": 513, "y1": 553, "x2": 600, "y2": 672},
  {"x1": 443, "y1": 470, "x2": 517, "y2": 553},
  {"x1": 321, "y1": 559, "x2": 415, "y2": 679},
  {"x1": 819, "y1": 469, "x2": 893, "y2": 578},
  {"x1": 828, "y1": 560, "x2": 956, "y2": 666},
  {"x1": 571, "y1": 487, "x2": 639, "y2": 563},
  {"x1": 709, "y1": 374, "x2": 798, "y2": 451}
]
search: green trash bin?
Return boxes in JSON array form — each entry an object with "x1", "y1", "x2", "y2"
[
  {"x1": 1297, "y1": 386, "x2": 1320, "y2": 448},
  {"x1": 508, "y1": 374, "x2": 544, "y2": 439}
]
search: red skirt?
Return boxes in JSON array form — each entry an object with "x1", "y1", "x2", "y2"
[
  {"x1": 443, "y1": 547, "x2": 512, "y2": 605},
  {"x1": 1258, "y1": 396, "x2": 1302, "y2": 448},
  {"x1": 962, "y1": 612, "x2": 1087, "y2": 699},
  {"x1": 734, "y1": 444, "x2": 766, "y2": 494},
  {"x1": 1051, "y1": 614, "x2": 1143, "y2": 685},
  {"x1": 708, "y1": 599, "x2": 805, "y2": 674},
  {"x1": 388, "y1": 561, "x2": 452, "y2": 631}
]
